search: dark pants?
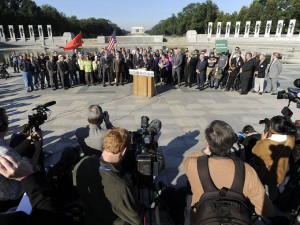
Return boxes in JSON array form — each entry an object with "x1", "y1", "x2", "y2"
[
  {"x1": 197, "y1": 71, "x2": 206, "y2": 88},
  {"x1": 79, "y1": 70, "x2": 85, "y2": 85},
  {"x1": 13, "y1": 62, "x2": 19, "y2": 73},
  {"x1": 39, "y1": 70, "x2": 50, "y2": 88},
  {"x1": 115, "y1": 71, "x2": 122, "y2": 85},
  {"x1": 184, "y1": 71, "x2": 193, "y2": 86},
  {"x1": 69, "y1": 70, "x2": 78, "y2": 85},
  {"x1": 49, "y1": 71, "x2": 58, "y2": 89},
  {"x1": 240, "y1": 73, "x2": 251, "y2": 94},
  {"x1": 102, "y1": 67, "x2": 111, "y2": 84}
]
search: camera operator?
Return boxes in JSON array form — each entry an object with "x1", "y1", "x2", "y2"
[
  {"x1": 75, "y1": 105, "x2": 113, "y2": 157},
  {"x1": 252, "y1": 115, "x2": 295, "y2": 200},
  {"x1": 0, "y1": 108, "x2": 43, "y2": 212},
  {"x1": 74, "y1": 127, "x2": 144, "y2": 225}
]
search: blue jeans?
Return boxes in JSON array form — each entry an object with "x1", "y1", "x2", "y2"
[{"x1": 22, "y1": 71, "x2": 34, "y2": 91}]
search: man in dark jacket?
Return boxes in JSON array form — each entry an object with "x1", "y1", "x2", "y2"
[
  {"x1": 57, "y1": 55, "x2": 70, "y2": 90},
  {"x1": 240, "y1": 53, "x2": 254, "y2": 95},
  {"x1": 74, "y1": 128, "x2": 143, "y2": 225},
  {"x1": 196, "y1": 53, "x2": 207, "y2": 90},
  {"x1": 38, "y1": 53, "x2": 50, "y2": 89},
  {"x1": 184, "y1": 52, "x2": 197, "y2": 88}
]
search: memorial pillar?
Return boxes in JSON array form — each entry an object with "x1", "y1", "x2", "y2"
[
  {"x1": 216, "y1": 22, "x2": 222, "y2": 37},
  {"x1": 225, "y1": 22, "x2": 231, "y2": 38},
  {"x1": 28, "y1": 25, "x2": 35, "y2": 42},
  {"x1": 234, "y1": 21, "x2": 241, "y2": 38},
  {"x1": 18, "y1": 25, "x2": 26, "y2": 41},
  {"x1": 0, "y1": 25, "x2": 6, "y2": 42},
  {"x1": 264, "y1": 20, "x2": 272, "y2": 37},
  {"x1": 287, "y1": 19, "x2": 296, "y2": 37},
  {"x1": 8, "y1": 25, "x2": 16, "y2": 42},
  {"x1": 275, "y1": 20, "x2": 284, "y2": 37},
  {"x1": 244, "y1": 21, "x2": 251, "y2": 37},
  {"x1": 254, "y1": 21, "x2": 261, "y2": 37},
  {"x1": 207, "y1": 22, "x2": 213, "y2": 38}
]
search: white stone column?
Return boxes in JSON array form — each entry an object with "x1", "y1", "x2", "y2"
[
  {"x1": 287, "y1": 19, "x2": 296, "y2": 37},
  {"x1": 47, "y1": 25, "x2": 53, "y2": 39},
  {"x1": 264, "y1": 21, "x2": 272, "y2": 37},
  {"x1": 0, "y1": 25, "x2": 6, "y2": 42},
  {"x1": 8, "y1": 25, "x2": 16, "y2": 42},
  {"x1": 225, "y1": 22, "x2": 231, "y2": 38},
  {"x1": 186, "y1": 30, "x2": 197, "y2": 42},
  {"x1": 254, "y1": 21, "x2": 261, "y2": 37},
  {"x1": 275, "y1": 20, "x2": 284, "y2": 37},
  {"x1": 28, "y1": 25, "x2": 35, "y2": 41},
  {"x1": 234, "y1": 21, "x2": 241, "y2": 38},
  {"x1": 216, "y1": 22, "x2": 222, "y2": 37},
  {"x1": 244, "y1": 21, "x2": 251, "y2": 37},
  {"x1": 207, "y1": 22, "x2": 213, "y2": 38},
  {"x1": 18, "y1": 25, "x2": 25, "y2": 41},
  {"x1": 38, "y1": 25, "x2": 44, "y2": 40}
]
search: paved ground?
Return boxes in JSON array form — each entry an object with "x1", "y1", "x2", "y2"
[{"x1": 1, "y1": 65, "x2": 300, "y2": 223}]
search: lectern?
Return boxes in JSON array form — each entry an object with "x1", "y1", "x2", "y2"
[{"x1": 129, "y1": 69, "x2": 155, "y2": 97}]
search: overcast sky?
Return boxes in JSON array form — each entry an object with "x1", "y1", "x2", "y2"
[{"x1": 33, "y1": 0, "x2": 253, "y2": 30}]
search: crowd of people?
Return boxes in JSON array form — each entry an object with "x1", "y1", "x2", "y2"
[
  {"x1": 0, "y1": 103, "x2": 299, "y2": 224},
  {"x1": 13, "y1": 46, "x2": 282, "y2": 95}
]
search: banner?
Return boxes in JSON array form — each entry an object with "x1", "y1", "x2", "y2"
[{"x1": 215, "y1": 40, "x2": 228, "y2": 53}]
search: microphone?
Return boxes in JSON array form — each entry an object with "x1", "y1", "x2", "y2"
[{"x1": 32, "y1": 101, "x2": 56, "y2": 110}]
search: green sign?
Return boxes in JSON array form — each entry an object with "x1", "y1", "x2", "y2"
[{"x1": 215, "y1": 40, "x2": 228, "y2": 53}]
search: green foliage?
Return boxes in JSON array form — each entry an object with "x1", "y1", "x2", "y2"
[
  {"x1": 0, "y1": 0, "x2": 125, "y2": 37},
  {"x1": 147, "y1": 0, "x2": 300, "y2": 35}
]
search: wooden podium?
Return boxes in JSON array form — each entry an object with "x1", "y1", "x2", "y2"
[{"x1": 129, "y1": 69, "x2": 155, "y2": 97}]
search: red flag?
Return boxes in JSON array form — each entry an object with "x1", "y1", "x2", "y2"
[{"x1": 63, "y1": 32, "x2": 83, "y2": 51}]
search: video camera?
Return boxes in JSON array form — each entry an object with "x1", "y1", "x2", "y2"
[
  {"x1": 123, "y1": 116, "x2": 163, "y2": 180},
  {"x1": 28, "y1": 101, "x2": 56, "y2": 131},
  {"x1": 277, "y1": 79, "x2": 300, "y2": 109}
]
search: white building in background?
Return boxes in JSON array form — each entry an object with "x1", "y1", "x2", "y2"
[{"x1": 131, "y1": 27, "x2": 144, "y2": 35}]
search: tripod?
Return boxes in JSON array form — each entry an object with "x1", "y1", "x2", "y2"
[{"x1": 136, "y1": 175, "x2": 174, "y2": 225}]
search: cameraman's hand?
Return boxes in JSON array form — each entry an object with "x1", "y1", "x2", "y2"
[
  {"x1": 103, "y1": 111, "x2": 110, "y2": 122},
  {"x1": 261, "y1": 131, "x2": 269, "y2": 140},
  {"x1": 0, "y1": 155, "x2": 34, "y2": 181}
]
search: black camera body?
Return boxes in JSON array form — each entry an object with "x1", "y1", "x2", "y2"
[
  {"x1": 277, "y1": 79, "x2": 300, "y2": 108},
  {"x1": 123, "y1": 116, "x2": 163, "y2": 179},
  {"x1": 28, "y1": 101, "x2": 56, "y2": 130}
]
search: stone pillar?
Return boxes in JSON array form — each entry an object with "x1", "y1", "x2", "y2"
[
  {"x1": 234, "y1": 21, "x2": 241, "y2": 38},
  {"x1": 0, "y1": 25, "x2": 6, "y2": 42},
  {"x1": 38, "y1": 25, "x2": 44, "y2": 39},
  {"x1": 47, "y1": 25, "x2": 53, "y2": 39},
  {"x1": 275, "y1": 20, "x2": 284, "y2": 37},
  {"x1": 186, "y1": 30, "x2": 197, "y2": 42},
  {"x1": 207, "y1": 22, "x2": 213, "y2": 38},
  {"x1": 216, "y1": 22, "x2": 222, "y2": 37},
  {"x1": 18, "y1": 25, "x2": 26, "y2": 41},
  {"x1": 28, "y1": 25, "x2": 35, "y2": 42},
  {"x1": 264, "y1": 20, "x2": 272, "y2": 37},
  {"x1": 8, "y1": 25, "x2": 16, "y2": 42},
  {"x1": 254, "y1": 21, "x2": 261, "y2": 37},
  {"x1": 225, "y1": 22, "x2": 231, "y2": 38},
  {"x1": 244, "y1": 21, "x2": 251, "y2": 37},
  {"x1": 287, "y1": 19, "x2": 296, "y2": 37}
]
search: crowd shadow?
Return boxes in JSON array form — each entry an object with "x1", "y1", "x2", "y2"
[{"x1": 155, "y1": 83, "x2": 177, "y2": 95}]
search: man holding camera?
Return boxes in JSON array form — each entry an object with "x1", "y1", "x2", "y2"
[
  {"x1": 75, "y1": 105, "x2": 113, "y2": 157},
  {"x1": 0, "y1": 108, "x2": 43, "y2": 212},
  {"x1": 74, "y1": 127, "x2": 144, "y2": 225}
]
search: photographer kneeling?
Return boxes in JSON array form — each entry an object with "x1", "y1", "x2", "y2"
[
  {"x1": 252, "y1": 115, "x2": 295, "y2": 200},
  {"x1": 73, "y1": 127, "x2": 144, "y2": 225}
]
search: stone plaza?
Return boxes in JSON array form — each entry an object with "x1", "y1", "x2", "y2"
[{"x1": 1, "y1": 65, "x2": 299, "y2": 188}]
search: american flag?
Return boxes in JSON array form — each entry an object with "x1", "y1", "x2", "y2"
[{"x1": 106, "y1": 30, "x2": 117, "y2": 51}]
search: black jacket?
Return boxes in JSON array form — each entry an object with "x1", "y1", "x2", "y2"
[
  {"x1": 241, "y1": 59, "x2": 254, "y2": 77},
  {"x1": 255, "y1": 60, "x2": 268, "y2": 78}
]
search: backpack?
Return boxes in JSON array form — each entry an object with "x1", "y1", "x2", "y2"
[{"x1": 191, "y1": 155, "x2": 253, "y2": 225}]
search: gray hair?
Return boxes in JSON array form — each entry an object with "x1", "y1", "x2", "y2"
[{"x1": 87, "y1": 105, "x2": 103, "y2": 125}]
